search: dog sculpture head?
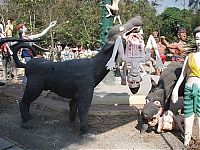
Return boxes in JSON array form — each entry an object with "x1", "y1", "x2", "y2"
[
  {"x1": 142, "y1": 78, "x2": 165, "y2": 120},
  {"x1": 140, "y1": 78, "x2": 166, "y2": 133},
  {"x1": 140, "y1": 62, "x2": 185, "y2": 133}
]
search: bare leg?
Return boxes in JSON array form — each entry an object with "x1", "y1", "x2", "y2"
[
  {"x1": 113, "y1": 16, "x2": 116, "y2": 24},
  {"x1": 105, "y1": 4, "x2": 113, "y2": 17},
  {"x1": 184, "y1": 114, "x2": 195, "y2": 146},
  {"x1": 117, "y1": 15, "x2": 122, "y2": 25}
]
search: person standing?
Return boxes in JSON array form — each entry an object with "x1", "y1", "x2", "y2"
[
  {"x1": 0, "y1": 28, "x2": 10, "y2": 81},
  {"x1": 4, "y1": 19, "x2": 18, "y2": 81}
]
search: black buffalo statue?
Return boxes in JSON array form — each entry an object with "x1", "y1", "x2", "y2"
[
  {"x1": 140, "y1": 62, "x2": 186, "y2": 133},
  {"x1": 9, "y1": 16, "x2": 143, "y2": 134}
]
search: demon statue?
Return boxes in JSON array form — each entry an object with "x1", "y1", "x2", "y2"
[{"x1": 106, "y1": 16, "x2": 163, "y2": 94}]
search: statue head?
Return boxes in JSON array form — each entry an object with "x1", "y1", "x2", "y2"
[
  {"x1": 153, "y1": 30, "x2": 159, "y2": 43},
  {"x1": 193, "y1": 26, "x2": 200, "y2": 50},
  {"x1": 17, "y1": 23, "x2": 27, "y2": 34},
  {"x1": 177, "y1": 28, "x2": 187, "y2": 42}
]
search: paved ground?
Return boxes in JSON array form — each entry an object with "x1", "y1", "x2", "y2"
[{"x1": 0, "y1": 64, "x2": 189, "y2": 150}]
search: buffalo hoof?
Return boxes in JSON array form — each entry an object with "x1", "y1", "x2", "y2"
[
  {"x1": 140, "y1": 123, "x2": 149, "y2": 134},
  {"x1": 21, "y1": 122, "x2": 32, "y2": 130},
  {"x1": 80, "y1": 126, "x2": 89, "y2": 135}
]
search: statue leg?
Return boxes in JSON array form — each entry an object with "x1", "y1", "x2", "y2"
[
  {"x1": 121, "y1": 62, "x2": 127, "y2": 85},
  {"x1": 183, "y1": 84, "x2": 197, "y2": 146},
  {"x1": 105, "y1": 4, "x2": 113, "y2": 17},
  {"x1": 114, "y1": 15, "x2": 122, "y2": 25},
  {"x1": 184, "y1": 114, "x2": 194, "y2": 146},
  {"x1": 117, "y1": 15, "x2": 122, "y2": 25}
]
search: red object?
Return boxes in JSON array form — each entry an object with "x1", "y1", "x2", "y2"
[
  {"x1": 160, "y1": 55, "x2": 166, "y2": 64},
  {"x1": 0, "y1": 44, "x2": 7, "y2": 52}
]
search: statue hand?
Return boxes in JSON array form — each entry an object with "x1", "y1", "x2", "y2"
[
  {"x1": 106, "y1": 59, "x2": 116, "y2": 70},
  {"x1": 49, "y1": 21, "x2": 57, "y2": 28},
  {"x1": 171, "y1": 91, "x2": 178, "y2": 104}
]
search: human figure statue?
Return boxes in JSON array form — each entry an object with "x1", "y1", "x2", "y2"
[
  {"x1": 16, "y1": 21, "x2": 57, "y2": 84},
  {"x1": 161, "y1": 28, "x2": 189, "y2": 62},
  {"x1": 5, "y1": 19, "x2": 13, "y2": 38},
  {"x1": 105, "y1": 0, "x2": 122, "y2": 25},
  {"x1": 106, "y1": 16, "x2": 163, "y2": 94},
  {"x1": 171, "y1": 26, "x2": 200, "y2": 147},
  {"x1": 147, "y1": 109, "x2": 184, "y2": 133},
  {"x1": 147, "y1": 31, "x2": 166, "y2": 75},
  {"x1": 0, "y1": 17, "x2": 4, "y2": 34}
]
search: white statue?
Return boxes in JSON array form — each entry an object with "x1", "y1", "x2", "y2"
[{"x1": 171, "y1": 26, "x2": 200, "y2": 147}]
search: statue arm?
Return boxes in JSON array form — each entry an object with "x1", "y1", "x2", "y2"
[
  {"x1": 28, "y1": 21, "x2": 57, "y2": 39},
  {"x1": 146, "y1": 35, "x2": 163, "y2": 69},
  {"x1": 160, "y1": 36, "x2": 184, "y2": 53},
  {"x1": 106, "y1": 36, "x2": 124, "y2": 70},
  {"x1": 171, "y1": 56, "x2": 188, "y2": 103}
]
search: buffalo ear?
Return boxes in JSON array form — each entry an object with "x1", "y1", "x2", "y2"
[{"x1": 151, "y1": 78, "x2": 157, "y2": 89}]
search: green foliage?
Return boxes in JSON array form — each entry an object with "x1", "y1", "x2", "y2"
[
  {"x1": 159, "y1": 7, "x2": 192, "y2": 42},
  {"x1": 190, "y1": 10, "x2": 200, "y2": 31},
  {"x1": 0, "y1": 0, "x2": 197, "y2": 49}
]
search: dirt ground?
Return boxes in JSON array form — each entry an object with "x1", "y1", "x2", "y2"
[{"x1": 0, "y1": 81, "x2": 197, "y2": 150}]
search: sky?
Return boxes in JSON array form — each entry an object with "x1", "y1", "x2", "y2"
[
  {"x1": 150, "y1": 0, "x2": 189, "y2": 14},
  {"x1": 0, "y1": 0, "x2": 189, "y2": 14}
]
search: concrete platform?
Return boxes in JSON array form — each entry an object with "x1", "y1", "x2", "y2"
[{"x1": 93, "y1": 71, "x2": 159, "y2": 106}]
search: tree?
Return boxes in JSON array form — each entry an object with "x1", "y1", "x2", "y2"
[
  {"x1": 0, "y1": 0, "x2": 164, "y2": 48},
  {"x1": 159, "y1": 7, "x2": 192, "y2": 42},
  {"x1": 188, "y1": 0, "x2": 200, "y2": 12}
]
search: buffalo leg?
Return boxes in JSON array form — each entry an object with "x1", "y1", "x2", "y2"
[
  {"x1": 77, "y1": 90, "x2": 93, "y2": 134},
  {"x1": 20, "y1": 77, "x2": 44, "y2": 129},
  {"x1": 69, "y1": 100, "x2": 77, "y2": 122}
]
